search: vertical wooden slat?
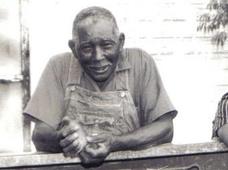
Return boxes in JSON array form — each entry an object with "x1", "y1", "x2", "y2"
[{"x1": 19, "y1": 0, "x2": 31, "y2": 152}]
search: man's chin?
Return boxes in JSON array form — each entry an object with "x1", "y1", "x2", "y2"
[
  {"x1": 88, "y1": 69, "x2": 114, "y2": 83},
  {"x1": 92, "y1": 75, "x2": 109, "y2": 83}
]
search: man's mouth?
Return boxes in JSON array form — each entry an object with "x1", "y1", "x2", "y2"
[{"x1": 87, "y1": 65, "x2": 111, "y2": 74}]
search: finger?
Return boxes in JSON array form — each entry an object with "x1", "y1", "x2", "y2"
[
  {"x1": 59, "y1": 123, "x2": 80, "y2": 138},
  {"x1": 77, "y1": 143, "x2": 84, "y2": 154},
  {"x1": 69, "y1": 150, "x2": 79, "y2": 158},
  {"x1": 86, "y1": 135, "x2": 106, "y2": 143},
  {"x1": 85, "y1": 143, "x2": 107, "y2": 158},
  {"x1": 63, "y1": 151, "x2": 71, "y2": 157},
  {"x1": 60, "y1": 132, "x2": 79, "y2": 147},
  {"x1": 63, "y1": 148, "x2": 76, "y2": 158},
  {"x1": 84, "y1": 144, "x2": 100, "y2": 158},
  {"x1": 79, "y1": 151, "x2": 91, "y2": 164},
  {"x1": 80, "y1": 151, "x2": 103, "y2": 165},
  {"x1": 63, "y1": 148, "x2": 80, "y2": 158},
  {"x1": 63, "y1": 139, "x2": 81, "y2": 154},
  {"x1": 63, "y1": 149, "x2": 79, "y2": 158}
]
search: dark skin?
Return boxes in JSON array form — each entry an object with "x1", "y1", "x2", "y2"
[
  {"x1": 32, "y1": 121, "x2": 61, "y2": 153},
  {"x1": 32, "y1": 113, "x2": 173, "y2": 163},
  {"x1": 218, "y1": 124, "x2": 228, "y2": 146},
  {"x1": 32, "y1": 16, "x2": 174, "y2": 164},
  {"x1": 78, "y1": 113, "x2": 174, "y2": 164}
]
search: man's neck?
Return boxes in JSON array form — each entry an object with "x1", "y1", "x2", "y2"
[
  {"x1": 95, "y1": 72, "x2": 115, "y2": 91},
  {"x1": 83, "y1": 71, "x2": 115, "y2": 92}
]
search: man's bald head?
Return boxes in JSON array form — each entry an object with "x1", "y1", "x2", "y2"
[{"x1": 72, "y1": 6, "x2": 119, "y2": 39}]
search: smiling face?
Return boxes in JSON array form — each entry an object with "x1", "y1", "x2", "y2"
[{"x1": 71, "y1": 17, "x2": 124, "y2": 82}]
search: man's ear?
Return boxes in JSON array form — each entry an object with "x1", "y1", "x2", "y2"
[
  {"x1": 68, "y1": 40, "x2": 78, "y2": 58},
  {"x1": 119, "y1": 33, "x2": 125, "y2": 49}
]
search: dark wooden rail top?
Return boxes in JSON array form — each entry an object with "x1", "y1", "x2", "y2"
[{"x1": 0, "y1": 141, "x2": 227, "y2": 168}]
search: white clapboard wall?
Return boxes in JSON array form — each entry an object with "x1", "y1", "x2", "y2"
[{"x1": 27, "y1": 0, "x2": 228, "y2": 146}]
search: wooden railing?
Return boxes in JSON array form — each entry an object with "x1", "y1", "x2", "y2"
[{"x1": 0, "y1": 141, "x2": 228, "y2": 169}]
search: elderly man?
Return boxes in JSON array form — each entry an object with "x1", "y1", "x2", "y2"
[{"x1": 24, "y1": 6, "x2": 177, "y2": 164}]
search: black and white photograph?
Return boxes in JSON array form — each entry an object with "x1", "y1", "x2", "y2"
[{"x1": 0, "y1": 0, "x2": 228, "y2": 169}]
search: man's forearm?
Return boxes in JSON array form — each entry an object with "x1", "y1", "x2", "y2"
[
  {"x1": 32, "y1": 121, "x2": 62, "y2": 153},
  {"x1": 110, "y1": 115, "x2": 173, "y2": 152},
  {"x1": 218, "y1": 123, "x2": 228, "y2": 146}
]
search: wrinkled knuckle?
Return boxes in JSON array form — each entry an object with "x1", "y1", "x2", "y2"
[
  {"x1": 72, "y1": 140, "x2": 79, "y2": 147},
  {"x1": 72, "y1": 132, "x2": 79, "y2": 139}
]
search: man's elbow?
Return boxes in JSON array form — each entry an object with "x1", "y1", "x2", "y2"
[
  {"x1": 160, "y1": 112, "x2": 175, "y2": 142},
  {"x1": 218, "y1": 124, "x2": 228, "y2": 147},
  {"x1": 160, "y1": 119, "x2": 174, "y2": 144},
  {"x1": 150, "y1": 117, "x2": 174, "y2": 147},
  {"x1": 32, "y1": 122, "x2": 62, "y2": 153},
  {"x1": 163, "y1": 125, "x2": 173, "y2": 143},
  {"x1": 32, "y1": 125, "x2": 49, "y2": 152}
]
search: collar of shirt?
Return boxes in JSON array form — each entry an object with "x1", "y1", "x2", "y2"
[{"x1": 67, "y1": 50, "x2": 131, "y2": 86}]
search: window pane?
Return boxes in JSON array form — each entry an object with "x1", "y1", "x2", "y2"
[
  {"x1": 0, "y1": 0, "x2": 21, "y2": 77},
  {"x1": 0, "y1": 83, "x2": 23, "y2": 152}
]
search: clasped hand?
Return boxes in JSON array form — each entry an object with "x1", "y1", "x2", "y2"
[
  {"x1": 58, "y1": 117, "x2": 87, "y2": 157},
  {"x1": 58, "y1": 117, "x2": 115, "y2": 164}
]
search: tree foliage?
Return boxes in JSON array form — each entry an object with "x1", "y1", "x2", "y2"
[{"x1": 197, "y1": 0, "x2": 228, "y2": 46}]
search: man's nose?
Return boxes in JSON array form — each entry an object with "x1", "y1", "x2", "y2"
[{"x1": 94, "y1": 46, "x2": 105, "y2": 61}]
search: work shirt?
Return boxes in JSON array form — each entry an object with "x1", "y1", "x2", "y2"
[
  {"x1": 24, "y1": 48, "x2": 177, "y2": 129},
  {"x1": 212, "y1": 93, "x2": 228, "y2": 138}
]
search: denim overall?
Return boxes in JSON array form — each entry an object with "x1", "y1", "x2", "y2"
[{"x1": 64, "y1": 57, "x2": 139, "y2": 136}]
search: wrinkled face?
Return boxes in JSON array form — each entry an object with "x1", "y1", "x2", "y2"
[{"x1": 73, "y1": 17, "x2": 124, "y2": 82}]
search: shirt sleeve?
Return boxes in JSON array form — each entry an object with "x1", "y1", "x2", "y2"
[
  {"x1": 139, "y1": 50, "x2": 177, "y2": 125},
  {"x1": 212, "y1": 93, "x2": 228, "y2": 138},
  {"x1": 23, "y1": 57, "x2": 65, "y2": 129}
]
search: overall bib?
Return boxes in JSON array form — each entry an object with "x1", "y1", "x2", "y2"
[{"x1": 64, "y1": 57, "x2": 140, "y2": 136}]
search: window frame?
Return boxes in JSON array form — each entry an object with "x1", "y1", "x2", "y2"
[{"x1": 20, "y1": 0, "x2": 31, "y2": 152}]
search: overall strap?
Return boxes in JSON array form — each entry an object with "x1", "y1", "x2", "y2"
[
  {"x1": 64, "y1": 54, "x2": 82, "y2": 115},
  {"x1": 115, "y1": 49, "x2": 130, "y2": 91},
  {"x1": 67, "y1": 54, "x2": 81, "y2": 86}
]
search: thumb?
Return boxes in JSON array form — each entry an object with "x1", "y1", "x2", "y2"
[{"x1": 86, "y1": 135, "x2": 105, "y2": 143}]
